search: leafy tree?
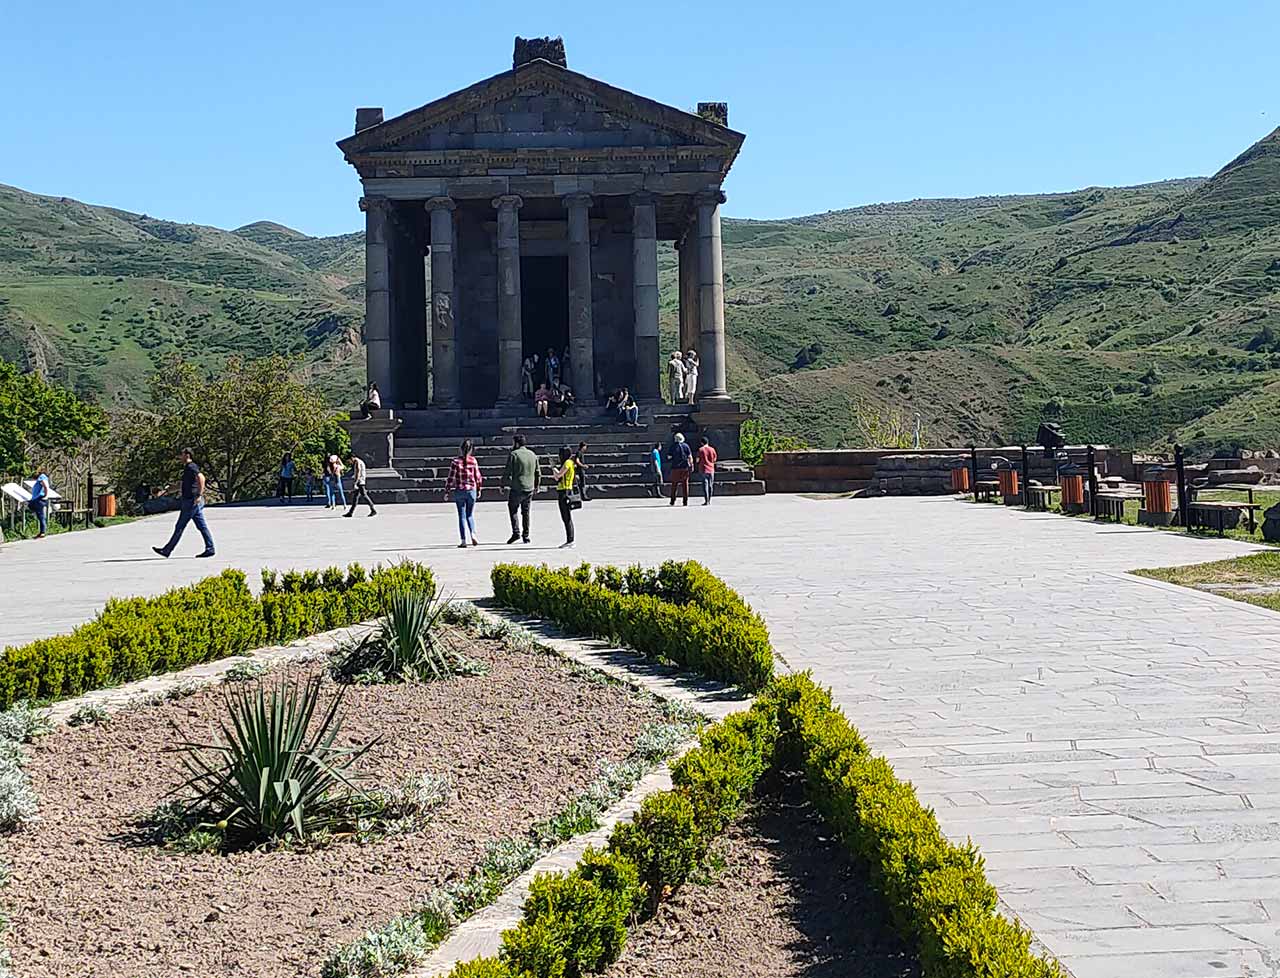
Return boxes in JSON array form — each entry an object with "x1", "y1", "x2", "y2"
[
  {"x1": 846, "y1": 397, "x2": 925, "y2": 450},
  {"x1": 112, "y1": 356, "x2": 339, "y2": 502},
  {"x1": 739, "y1": 418, "x2": 808, "y2": 466},
  {"x1": 0, "y1": 359, "x2": 106, "y2": 475}
]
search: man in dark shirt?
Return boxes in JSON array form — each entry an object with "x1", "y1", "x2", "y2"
[
  {"x1": 574, "y1": 440, "x2": 591, "y2": 502},
  {"x1": 153, "y1": 448, "x2": 216, "y2": 558}
]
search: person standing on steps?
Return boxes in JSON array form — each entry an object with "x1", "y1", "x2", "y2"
[
  {"x1": 153, "y1": 447, "x2": 215, "y2": 558},
  {"x1": 684, "y1": 350, "x2": 700, "y2": 404},
  {"x1": 696, "y1": 436, "x2": 718, "y2": 505},
  {"x1": 520, "y1": 356, "x2": 535, "y2": 399},
  {"x1": 667, "y1": 351, "x2": 686, "y2": 405},
  {"x1": 668, "y1": 431, "x2": 693, "y2": 507},
  {"x1": 445, "y1": 438, "x2": 483, "y2": 548},
  {"x1": 27, "y1": 469, "x2": 51, "y2": 538},
  {"x1": 574, "y1": 440, "x2": 591, "y2": 502},
  {"x1": 648, "y1": 442, "x2": 664, "y2": 498},
  {"x1": 554, "y1": 445, "x2": 578, "y2": 549},
  {"x1": 502, "y1": 433, "x2": 541, "y2": 544},
  {"x1": 343, "y1": 452, "x2": 377, "y2": 517}
]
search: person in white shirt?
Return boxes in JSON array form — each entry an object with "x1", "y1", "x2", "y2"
[{"x1": 343, "y1": 453, "x2": 377, "y2": 517}]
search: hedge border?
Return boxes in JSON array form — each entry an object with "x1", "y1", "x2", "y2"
[
  {"x1": 490, "y1": 560, "x2": 773, "y2": 691},
  {"x1": 0, "y1": 561, "x2": 435, "y2": 708},
  {"x1": 442, "y1": 675, "x2": 1063, "y2": 978}
]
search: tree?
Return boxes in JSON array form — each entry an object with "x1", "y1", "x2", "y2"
[
  {"x1": 113, "y1": 356, "x2": 339, "y2": 502},
  {"x1": 0, "y1": 359, "x2": 106, "y2": 475},
  {"x1": 846, "y1": 397, "x2": 924, "y2": 450},
  {"x1": 739, "y1": 419, "x2": 808, "y2": 467}
]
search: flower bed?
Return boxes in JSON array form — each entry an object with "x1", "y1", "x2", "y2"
[
  {"x1": 490, "y1": 561, "x2": 773, "y2": 691},
  {"x1": 0, "y1": 561, "x2": 434, "y2": 707},
  {"x1": 1, "y1": 620, "x2": 679, "y2": 978}
]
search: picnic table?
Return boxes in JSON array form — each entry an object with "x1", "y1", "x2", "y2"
[
  {"x1": 1024, "y1": 484, "x2": 1061, "y2": 512},
  {"x1": 1093, "y1": 487, "x2": 1144, "y2": 523},
  {"x1": 975, "y1": 479, "x2": 1000, "y2": 502},
  {"x1": 1189, "y1": 483, "x2": 1265, "y2": 533}
]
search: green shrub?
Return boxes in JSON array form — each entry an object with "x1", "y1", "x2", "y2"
[
  {"x1": 501, "y1": 848, "x2": 639, "y2": 978},
  {"x1": 490, "y1": 561, "x2": 772, "y2": 690},
  {"x1": 443, "y1": 959, "x2": 518, "y2": 978},
  {"x1": 607, "y1": 791, "x2": 702, "y2": 907},
  {"x1": 0, "y1": 562, "x2": 435, "y2": 708}
]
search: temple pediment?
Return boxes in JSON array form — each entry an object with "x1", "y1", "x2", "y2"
[{"x1": 338, "y1": 59, "x2": 743, "y2": 172}]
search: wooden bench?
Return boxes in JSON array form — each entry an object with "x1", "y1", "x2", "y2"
[
  {"x1": 1191, "y1": 484, "x2": 1266, "y2": 533},
  {"x1": 1094, "y1": 491, "x2": 1142, "y2": 523},
  {"x1": 975, "y1": 479, "x2": 1000, "y2": 502},
  {"x1": 1188, "y1": 500, "x2": 1260, "y2": 536},
  {"x1": 1025, "y1": 484, "x2": 1061, "y2": 512}
]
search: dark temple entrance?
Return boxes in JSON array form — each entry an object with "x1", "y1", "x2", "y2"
[{"x1": 520, "y1": 256, "x2": 569, "y2": 366}]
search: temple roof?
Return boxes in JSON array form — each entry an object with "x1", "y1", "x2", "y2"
[{"x1": 337, "y1": 58, "x2": 744, "y2": 178}]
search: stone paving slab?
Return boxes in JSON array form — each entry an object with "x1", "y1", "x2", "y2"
[{"x1": 6, "y1": 495, "x2": 1280, "y2": 976}]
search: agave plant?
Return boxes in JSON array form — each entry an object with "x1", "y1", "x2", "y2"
[
  {"x1": 174, "y1": 674, "x2": 375, "y2": 845},
  {"x1": 332, "y1": 590, "x2": 485, "y2": 683}
]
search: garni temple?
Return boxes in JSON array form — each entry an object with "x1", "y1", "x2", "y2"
[{"x1": 339, "y1": 37, "x2": 762, "y2": 500}]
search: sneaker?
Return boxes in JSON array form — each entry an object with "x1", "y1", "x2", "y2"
[
  {"x1": 506, "y1": 533, "x2": 521, "y2": 545},
  {"x1": 368, "y1": 511, "x2": 377, "y2": 517},
  {"x1": 343, "y1": 512, "x2": 353, "y2": 518},
  {"x1": 470, "y1": 537, "x2": 480, "y2": 546},
  {"x1": 197, "y1": 550, "x2": 216, "y2": 558},
  {"x1": 559, "y1": 541, "x2": 575, "y2": 549},
  {"x1": 522, "y1": 537, "x2": 530, "y2": 544},
  {"x1": 152, "y1": 547, "x2": 169, "y2": 558},
  {"x1": 457, "y1": 542, "x2": 468, "y2": 549}
]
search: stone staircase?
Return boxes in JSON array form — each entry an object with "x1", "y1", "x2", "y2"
[{"x1": 365, "y1": 407, "x2": 764, "y2": 504}]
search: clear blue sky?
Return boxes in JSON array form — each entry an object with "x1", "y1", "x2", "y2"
[{"x1": 3, "y1": 0, "x2": 1276, "y2": 236}]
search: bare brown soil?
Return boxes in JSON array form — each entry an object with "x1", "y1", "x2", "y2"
[
  {"x1": 3, "y1": 635, "x2": 665, "y2": 978},
  {"x1": 607, "y1": 781, "x2": 920, "y2": 978}
]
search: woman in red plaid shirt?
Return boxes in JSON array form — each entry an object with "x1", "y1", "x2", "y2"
[{"x1": 445, "y1": 439, "x2": 483, "y2": 547}]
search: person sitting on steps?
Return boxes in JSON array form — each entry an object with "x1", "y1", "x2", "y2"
[
  {"x1": 359, "y1": 382, "x2": 382, "y2": 419},
  {"x1": 534, "y1": 382, "x2": 551, "y2": 418}
]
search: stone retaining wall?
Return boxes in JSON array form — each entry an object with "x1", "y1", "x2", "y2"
[{"x1": 861, "y1": 454, "x2": 968, "y2": 496}]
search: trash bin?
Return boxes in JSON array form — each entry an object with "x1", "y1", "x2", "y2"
[
  {"x1": 96, "y1": 493, "x2": 116, "y2": 518},
  {"x1": 1060, "y1": 463, "x2": 1087, "y2": 514},
  {"x1": 995, "y1": 460, "x2": 1021, "y2": 506},
  {"x1": 1139, "y1": 466, "x2": 1174, "y2": 527},
  {"x1": 950, "y1": 465, "x2": 971, "y2": 493}
]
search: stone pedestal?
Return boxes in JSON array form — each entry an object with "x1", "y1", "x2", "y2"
[
  {"x1": 691, "y1": 398, "x2": 751, "y2": 462},
  {"x1": 341, "y1": 412, "x2": 402, "y2": 470}
]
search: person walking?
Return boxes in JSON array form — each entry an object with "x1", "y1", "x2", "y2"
[
  {"x1": 502, "y1": 433, "x2": 541, "y2": 544},
  {"x1": 553, "y1": 445, "x2": 578, "y2": 549},
  {"x1": 27, "y1": 470, "x2": 51, "y2": 538},
  {"x1": 695, "y1": 435, "x2": 719, "y2": 505},
  {"x1": 668, "y1": 431, "x2": 693, "y2": 507},
  {"x1": 684, "y1": 350, "x2": 700, "y2": 404},
  {"x1": 647, "y1": 442, "x2": 663, "y2": 498},
  {"x1": 445, "y1": 438, "x2": 483, "y2": 548},
  {"x1": 276, "y1": 452, "x2": 295, "y2": 503},
  {"x1": 343, "y1": 452, "x2": 377, "y2": 517},
  {"x1": 152, "y1": 448, "x2": 215, "y2": 558},
  {"x1": 667, "y1": 351, "x2": 686, "y2": 404},
  {"x1": 574, "y1": 440, "x2": 591, "y2": 502}
]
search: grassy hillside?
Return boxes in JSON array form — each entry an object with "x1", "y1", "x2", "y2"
[{"x1": 4, "y1": 126, "x2": 1280, "y2": 454}]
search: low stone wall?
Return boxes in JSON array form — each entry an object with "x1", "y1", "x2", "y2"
[{"x1": 861, "y1": 454, "x2": 968, "y2": 496}]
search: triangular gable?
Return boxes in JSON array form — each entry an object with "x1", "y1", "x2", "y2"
[{"x1": 338, "y1": 59, "x2": 743, "y2": 159}]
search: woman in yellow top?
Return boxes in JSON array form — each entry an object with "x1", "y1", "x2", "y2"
[{"x1": 554, "y1": 445, "x2": 577, "y2": 549}]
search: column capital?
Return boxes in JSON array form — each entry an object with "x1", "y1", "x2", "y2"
[
  {"x1": 491, "y1": 194, "x2": 524, "y2": 212},
  {"x1": 631, "y1": 190, "x2": 657, "y2": 208},
  {"x1": 425, "y1": 196, "x2": 456, "y2": 213},
  {"x1": 695, "y1": 189, "x2": 727, "y2": 208},
  {"x1": 562, "y1": 192, "x2": 593, "y2": 210},
  {"x1": 359, "y1": 195, "x2": 391, "y2": 214}
]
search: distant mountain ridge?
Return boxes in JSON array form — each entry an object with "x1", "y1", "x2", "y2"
[{"x1": 2, "y1": 126, "x2": 1280, "y2": 454}]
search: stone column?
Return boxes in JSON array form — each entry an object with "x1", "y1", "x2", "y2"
[
  {"x1": 492, "y1": 194, "x2": 524, "y2": 406},
  {"x1": 360, "y1": 196, "x2": 393, "y2": 404},
  {"x1": 695, "y1": 190, "x2": 729, "y2": 399},
  {"x1": 564, "y1": 193, "x2": 595, "y2": 401},
  {"x1": 676, "y1": 231, "x2": 699, "y2": 356},
  {"x1": 425, "y1": 197, "x2": 460, "y2": 408},
  {"x1": 631, "y1": 192, "x2": 660, "y2": 399}
]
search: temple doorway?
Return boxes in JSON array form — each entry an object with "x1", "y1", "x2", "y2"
[{"x1": 520, "y1": 256, "x2": 569, "y2": 372}]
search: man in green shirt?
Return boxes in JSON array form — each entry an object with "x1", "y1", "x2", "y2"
[{"x1": 502, "y1": 433, "x2": 542, "y2": 544}]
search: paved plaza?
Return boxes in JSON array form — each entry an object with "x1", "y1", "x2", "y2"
[{"x1": 4, "y1": 494, "x2": 1280, "y2": 977}]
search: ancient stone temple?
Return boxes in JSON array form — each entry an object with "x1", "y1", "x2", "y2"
[
  {"x1": 338, "y1": 38, "x2": 762, "y2": 500},
  {"x1": 339, "y1": 36, "x2": 743, "y2": 408}
]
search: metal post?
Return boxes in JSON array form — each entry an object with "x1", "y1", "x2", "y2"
[
  {"x1": 1086, "y1": 445, "x2": 1098, "y2": 518},
  {"x1": 86, "y1": 471, "x2": 94, "y2": 528},
  {"x1": 1174, "y1": 443, "x2": 1188, "y2": 528},
  {"x1": 1020, "y1": 445, "x2": 1029, "y2": 507},
  {"x1": 969, "y1": 446, "x2": 979, "y2": 503}
]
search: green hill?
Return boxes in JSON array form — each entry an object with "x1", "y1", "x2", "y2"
[{"x1": 4, "y1": 126, "x2": 1280, "y2": 455}]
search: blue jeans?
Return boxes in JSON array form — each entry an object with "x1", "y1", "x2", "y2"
[
  {"x1": 453, "y1": 489, "x2": 477, "y2": 542},
  {"x1": 161, "y1": 499, "x2": 214, "y2": 555},
  {"x1": 324, "y1": 475, "x2": 346, "y2": 508},
  {"x1": 28, "y1": 499, "x2": 48, "y2": 535}
]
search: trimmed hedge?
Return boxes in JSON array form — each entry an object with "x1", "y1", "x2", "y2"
[
  {"x1": 0, "y1": 561, "x2": 434, "y2": 708},
  {"x1": 490, "y1": 561, "x2": 772, "y2": 691},
  {"x1": 771, "y1": 673, "x2": 1063, "y2": 978}
]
